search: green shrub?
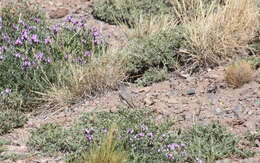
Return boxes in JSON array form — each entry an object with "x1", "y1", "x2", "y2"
[
  {"x1": 92, "y1": 0, "x2": 172, "y2": 26},
  {"x1": 0, "y1": 2, "x2": 106, "y2": 111},
  {"x1": 28, "y1": 107, "x2": 252, "y2": 162},
  {"x1": 123, "y1": 28, "x2": 184, "y2": 82},
  {"x1": 180, "y1": 124, "x2": 254, "y2": 162},
  {"x1": 135, "y1": 68, "x2": 168, "y2": 86},
  {"x1": 0, "y1": 110, "x2": 27, "y2": 135}
]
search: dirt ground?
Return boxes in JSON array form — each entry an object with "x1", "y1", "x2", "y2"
[{"x1": 0, "y1": 0, "x2": 259, "y2": 162}]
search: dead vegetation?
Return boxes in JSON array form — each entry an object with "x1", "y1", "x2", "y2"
[
  {"x1": 225, "y1": 60, "x2": 254, "y2": 88},
  {"x1": 171, "y1": 0, "x2": 258, "y2": 68}
]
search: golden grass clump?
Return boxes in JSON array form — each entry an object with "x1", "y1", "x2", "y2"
[
  {"x1": 38, "y1": 51, "x2": 127, "y2": 107},
  {"x1": 171, "y1": 0, "x2": 258, "y2": 67},
  {"x1": 120, "y1": 14, "x2": 177, "y2": 39},
  {"x1": 76, "y1": 125, "x2": 128, "y2": 163},
  {"x1": 225, "y1": 61, "x2": 254, "y2": 88}
]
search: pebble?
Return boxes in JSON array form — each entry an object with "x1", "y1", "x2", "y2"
[
  {"x1": 214, "y1": 108, "x2": 223, "y2": 115},
  {"x1": 255, "y1": 100, "x2": 260, "y2": 107},
  {"x1": 186, "y1": 89, "x2": 195, "y2": 95},
  {"x1": 233, "y1": 105, "x2": 243, "y2": 113}
]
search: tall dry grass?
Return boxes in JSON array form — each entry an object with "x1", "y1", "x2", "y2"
[
  {"x1": 76, "y1": 125, "x2": 128, "y2": 163},
  {"x1": 171, "y1": 0, "x2": 258, "y2": 68},
  {"x1": 120, "y1": 14, "x2": 177, "y2": 39},
  {"x1": 38, "y1": 51, "x2": 127, "y2": 107}
]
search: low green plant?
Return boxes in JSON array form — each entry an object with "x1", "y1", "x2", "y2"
[
  {"x1": 123, "y1": 28, "x2": 184, "y2": 83},
  {"x1": 92, "y1": 0, "x2": 172, "y2": 26},
  {"x1": 179, "y1": 124, "x2": 254, "y2": 162},
  {"x1": 0, "y1": 110, "x2": 27, "y2": 135},
  {"x1": 28, "y1": 107, "x2": 253, "y2": 162},
  {"x1": 244, "y1": 131, "x2": 260, "y2": 148},
  {"x1": 135, "y1": 68, "x2": 168, "y2": 86}
]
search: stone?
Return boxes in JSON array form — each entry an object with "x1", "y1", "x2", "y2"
[
  {"x1": 143, "y1": 97, "x2": 155, "y2": 106},
  {"x1": 49, "y1": 8, "x2": 69, "y2": 19},
  {"x1": 186, "y1": 89, "x2": 195, "y2": 95},
  {"x1": 255, "y1": 100, "x2": 260, "y2": 107},
  {"x1": 165, "y1": 97, "x2": 178, "y2": 104},
  {"x1": 233, "y1": 105, "x2": 243, "y2": 113},
  {"x1": 214, "y1": 108, "x2": 223, "y2": 115}
]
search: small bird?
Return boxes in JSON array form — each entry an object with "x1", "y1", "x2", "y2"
[{"x1": 118, "y1": 84, "x2": 136, "y2": 108}]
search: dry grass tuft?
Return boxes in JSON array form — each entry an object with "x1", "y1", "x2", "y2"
[
  {"x1": 225, "y1": 61, "x2": 254, "y2": 88},
  {"x1": 120, "y1": 14, "x2": 177, "y2": 39},
  {"x1": 38, "y1": 51, "x2": 127, "y2": 107},
  {"x1": 77, "y1": 125, "x2": 128, "y2": 163},
  {"x1": 172, "y1": 0, "x2": 258, "y2": 68}
]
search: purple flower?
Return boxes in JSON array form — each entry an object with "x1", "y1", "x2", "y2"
[
  {"x1": 35, "y1": 52, "x2": 44, "y2": 61},
  {"x1": 84, "y1": 128, "x2": 95, "y2": 135},
  {"x1": 166, "y1": 153, "x2": 174, "y2": 160},
  {"x1": 84, "y1": 128, "x2": 95, "y2": 141},
  {"x1": 140, "y1": 124, "x2": 148, "y2": 131},
  {"x1": 85, "y1": 135, "x2": 93, "y2": 141},
  {"x1": 31, "y1": 34, "x2": 40, "y2": 43},
  {"x1": 167, "y1": 143, "x2": 180, "y2": 151},
  {"x1": 1, "y1": 88, "x2": 11, "y2": 95},
  {"x1": 18, "y1": 20, "x2": 26, "y2": 26},
  {"x1": 64, "y1": 55, "x2": 69, "y2": 60},
  {"x1": 71, "y1": 19, "x2": 79, "y2": 25},
  {"x1": 84, "y1": 51, "x2": 91, "y2": 57},
  {"x1": 34, "y1": 18, "x2": 40, "y2": 23},
  {"x1": 147, "y1": 132, "x2": 153, "y2": 138},
  {"x1": 2, "y1": 33, "x2": 10, "y2": 42},
  {"x1": 0, "y1": 46, "x2": 7, "y2": 53},
  {"x1": 13, "y1": 24, "x2": 19, "y2": 31},
  {"x1": 127, "y1": 128, "x2": 134, "y2": 134},
  {"x1": 50, "y1": 25, "x2": 60, "y2": 34},
  {"x1": 92, "y1": 27, "x2": 103, "y2": 45},
  {"x1": 44, "y1": 57, "x2": 52, "y2": 64},
  {"x1": 135, "y1": 133, "x2": 145, "y2": 138},
  {"x1": 14, "y1": 53, "x2": 21, "y2": 58},
  {"x1": 0, "y1": 55, "x2": 4, "y2": 61},
  {"x1": 22, "y1": 60, "x2": 32, "y2": 69},
  {"x1": 65, "y1": 16, "x2": 73, "y2": 22},
  {"x1": 44, "y1": 37, "x2": 52, "y2": 44},
  {"x1": 196, "y1": 158, "x2": 203, "y2": 163},
  {"x1": 102, "y1": 128, "x2": 108, "y2": 133},
  {"x1": 15, "y1": 38, "x2": 23, "y2": 45},
  {"x1": 5, "y1": 88, "x2": 11, "y2": 94},
  {"x1": 78, "y1": 22, "x2": 85, "y2": 28},
  {"x1": 28, "y1": 26, "x2": 36, "y2": 31},
  {"x1": 21, "y1": 30, "x2": 29, "y2": 41},
  {"x1": 73, "y1": 57, "x2": 85, "y2": 64}
]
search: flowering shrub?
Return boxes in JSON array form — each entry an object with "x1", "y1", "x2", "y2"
[
  {"x1": 0, "y1": 2, "x2": 106, "y2": 110},
  {"x1": 28, "y1": 107, "x2": 252, "y2": 162}
]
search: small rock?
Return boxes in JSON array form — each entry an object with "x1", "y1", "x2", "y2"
[
  {"x1": 207, "y1": 83, "x2": 217, "y2": 93},
  {"x1": 49, "y1": 8, "x2": 69, "y2": 19},
  {"x1": 233, "y1": 105, "x2": 243, "y2": 113},
  {"x1": 165, "y1": 97, "x2": 178, "y2": 104},
  {"x1": 214, "y1": 108, "x2": 223, "y2": 115},
  {"x1": 143, "y1": 97, "x2": 155, "y2": 106},
  {"x1": 255, "y1": 100, "x2": 260, "y2": 107},
  {"x1": 186, "y1": 89, "x2": 195, "y2": 95}
]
